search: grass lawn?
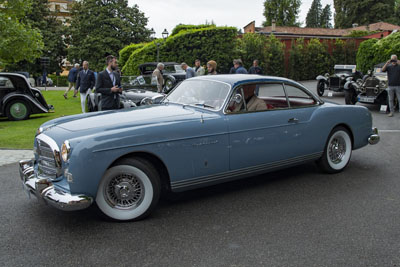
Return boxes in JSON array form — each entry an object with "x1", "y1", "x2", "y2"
[{"x1": 0, "y1": 91, "x2": 82, "y2": 149}]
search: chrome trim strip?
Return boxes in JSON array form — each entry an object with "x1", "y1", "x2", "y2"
[{"x1": 171, "y1": 152, "x2": 323, "y2": 190}]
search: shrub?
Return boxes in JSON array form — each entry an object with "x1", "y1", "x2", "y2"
[
  {"x1": 122, "y1": 26, "x2": 239, "y2": 75},
  {"x1": 48, "y1": 74, "x2": 68, "y2": 86},
  {"x1": 119, "y1": 43, "x2": 145, "y2": 69},
  {"x1": 238, "y1": 33, "x2": 268, "y2": 71},
  {"x1": 373, "y1": 31, "x2": 400, "y2": 64},
  {"x1": 356, "y1": 38, "x2": 378, "y2": 73},
  {"x1": 170, "y1": 24, "x2": 216, "y2": 36},
  {"x1": 264, "y1": 35, "x2": 285, "y2": 77},
  {"x1": 288, "y1": 39, "x2": 307, "y2": 81}
]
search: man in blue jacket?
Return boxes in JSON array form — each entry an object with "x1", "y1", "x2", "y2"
[
  {"x1": 75, "y1": 61, "x2": 96, "y2": 113},
  {"x1": 64, "y1": 63, "x2": 79, "y2": 99},
  {"x1": 232, "y1": 59, "x2": 248, "y2": 74}
]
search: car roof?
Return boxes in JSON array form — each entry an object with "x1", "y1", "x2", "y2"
[
  {"x1": 187, "y1": 74, "x2": 295, "y2": 87},
  {"x1": 139, "y1": 62, "x2": 180, "y2": 67},
  {"x1": 0, "y1": 72, "x2": 28, "y2": 79}
]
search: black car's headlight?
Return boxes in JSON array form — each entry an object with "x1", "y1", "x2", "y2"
[{"x1": 61, "y1": 140, "x2": 71, "y2": 162}]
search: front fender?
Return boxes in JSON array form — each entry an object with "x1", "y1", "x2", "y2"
[
  {"x1": 2, "y1": 93, "x2": 48, "y2": 114},
  {"x1": 344, "y1": 81, "x2": 359, "y2": 90},
  {"x1": 316, "y1": 75, "x2": 327, "y2": 82}
]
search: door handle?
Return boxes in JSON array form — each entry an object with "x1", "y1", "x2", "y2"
[{"x1": 288, "y1": 118, "x2": 299, "y2": 123}]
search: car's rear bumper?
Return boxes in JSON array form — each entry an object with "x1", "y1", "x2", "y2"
[
  {"x1": 18, "y1": 159, "x2": 93, "y2": 211},
  {"x1": 368, "y1": 127, "x2": 380, "y2": 145}
]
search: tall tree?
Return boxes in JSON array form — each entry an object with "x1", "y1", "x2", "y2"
[
  {"x1": 0, "y1": 0, "x2": 43, "y2": 67},
  {"x1": 334, "y1": 0, "x2": 396, "y2": 29},
  {"x1": 263, "y1": 0, "x2": 302, "y2": 27},
  {"x1": 320, "y1": 5, "x2": 332, "y2": 28},
  {"x1": 68, "y1": 0, "x2": 151, "y2": 71},
  {"x1": 7, "y1": 0, "x2": 67, "y2": 75},
  {"x1": 306, "y1": 0, "x2": 322, "y2": 28}
]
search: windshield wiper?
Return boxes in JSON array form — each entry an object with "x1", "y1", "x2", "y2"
[{"x1": 193, "y1": 103, "x2": 215, "y2": 109}]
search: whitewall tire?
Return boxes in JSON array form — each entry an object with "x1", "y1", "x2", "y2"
[{"x1": 96, "y1": 158, "x2": 161, "y2": 221}]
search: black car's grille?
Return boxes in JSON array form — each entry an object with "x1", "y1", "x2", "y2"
[
  {"x1": 329, "y1": 77, "x2": 340, "y2": 87},
  {"x1": 365, "y1": 78, "x2": 380, "y2": 96},
  {"x1": 37, "y1": 139, "x2": 58, "y2": 179}
]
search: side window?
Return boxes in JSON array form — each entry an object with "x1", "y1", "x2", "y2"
[
  {"x1": 0, "y1": 77, "x2": 15, "y2": 89},
  {"x1": 284, "y1": 84, "x2": 317, "y2": 108},
  {"x1": 257, "y1": 83, "x2": 289, "y2": 109}
]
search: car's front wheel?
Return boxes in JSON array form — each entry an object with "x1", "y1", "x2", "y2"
[
  {"x1": 317, "y1": 80, "x2": 325, "y2": 96},
  {"x1": 344, "y1": 88, "x2": 357, "y2": 105},
  {"x1": 6, "y1": 100, "x2": 31, "y2": 121},
  {"x1": 317, "y1": 126, "x2": 352, "y2": 173},
  {"x1": 96, "y1": 158, "x2": 161, "y2": 221}
]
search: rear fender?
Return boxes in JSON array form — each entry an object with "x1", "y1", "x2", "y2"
[
  {"x1": 316, "y1": 76, "x2": 328, "y2": 82},
  {"x1": 2, "y1": 93, "x2": 48, "y2": 114}
]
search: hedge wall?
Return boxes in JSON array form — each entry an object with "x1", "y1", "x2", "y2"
[
  {"x1": 170, "y1": 24, "x2": 216, "y2": 36},
  {"x1": 356, "y1": 38, "x2": 378, "y2": 74},
  {"x1": 356, "y1": 32, "x2": 400, "y2": 73},
  {"x1": 122, "y1": 26, "x2": 239, "y2": 75},
  {"x1": 119, "y1": 43, "x2": 145, "y2": 68},
  {"x1": 48, "y1": 74, "x2": 68, "y2": 87}
]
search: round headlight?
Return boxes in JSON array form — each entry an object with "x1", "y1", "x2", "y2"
[
  {"x1": 61, "y1": 140, "x2": 71, "y2": 162},
  {"x1": 36, "y1": 127, "x2": 44, "y2": 136}
]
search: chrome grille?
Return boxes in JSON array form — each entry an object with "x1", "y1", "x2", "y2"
[
  {"x1": 365, "y1": 78, "x2": 380, "y2": 96},
  {"x1": 365, "y1": 78, "x2": 379, "y2": 88},
  {"x1": 36, "y1": 136, "x2": 60, "y2": 180}
]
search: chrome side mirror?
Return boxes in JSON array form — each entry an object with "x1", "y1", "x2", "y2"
[{"x1": 140, "y1": 97, "x2": 153, "y2": 106}]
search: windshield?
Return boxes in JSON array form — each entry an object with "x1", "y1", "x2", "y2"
[{"x1": 164, "y1": 80, "x2": 231, "y2": 110}]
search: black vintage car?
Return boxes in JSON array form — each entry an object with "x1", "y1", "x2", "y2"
[
  {"x1": 122, "y1": 62, "x2": 186, "y2": 93},
  {"x1": 0, "y1": 73, "x2": 53, "y2": 120},
  {"x1": 316, "y1": 65, "x2": 363, "y2": 97}
]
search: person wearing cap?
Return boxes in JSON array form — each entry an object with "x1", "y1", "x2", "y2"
[
  {"x1": 207, "y1": 60, "x2": 218, "y2": 75},
  {"x1": 181, "y1": 62, "x2": 196, "y2": 79},
  {"x1": 232, "y1": 59, "x2": 248, "y2": 74}
]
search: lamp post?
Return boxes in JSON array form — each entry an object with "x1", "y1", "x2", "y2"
[{"x1": 150, "y1": 28, "x2": 169, "y2": 62}]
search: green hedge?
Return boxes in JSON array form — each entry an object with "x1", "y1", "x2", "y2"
[
  {"x1": 288, "y1": 38, "x2": 331, "y2": 80},
  {"x1": 170, "y1": 24, "x2": 216, "y2": 36},
  {"x1": 356, "y1": 38, "x2": 378, "y2": 74},
  {"x1": 332, "y1": 39, "x2": 357, "y2": 66},
  {"x1": 356, "y1": 32, "x2": 400, "y2": 73},
  {"x1": 122, "y1": 26, "x2": 239, "y2": 75},
  {"x1": 119, "y1": 43, "x2": 145, "y2": 68},
  {"x1": 48, "y1": 74, "x2": 68, "y2": 87}
]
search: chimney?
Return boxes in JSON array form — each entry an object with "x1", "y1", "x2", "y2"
[
  {"x1": 272, "y1": 20, "x2": 276, "y2": 32},
  {"x1": 352, "y1": 23, "x2": 358, "y2": 28}
]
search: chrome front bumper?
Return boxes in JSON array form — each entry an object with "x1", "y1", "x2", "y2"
[
  {"x1": 368, "y1": 127, "x2": 380, "y2": 145},
  {"x1": 19, "y1": 159, "x2": 93, "y2": 211}
]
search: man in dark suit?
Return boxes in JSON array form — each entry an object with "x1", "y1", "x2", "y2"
[
  {"x1": 76, "y1": 61, "x2": 96, "y2": 113},
  {"x1": 95, "y1": 55, "x2": 122, "y2": 110}
]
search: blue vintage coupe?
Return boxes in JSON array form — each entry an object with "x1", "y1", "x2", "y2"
[{"x1": 19, "y1": 75, "x2": 380, "y2": 221}]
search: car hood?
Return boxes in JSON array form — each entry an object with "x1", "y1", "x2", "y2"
[{"x1": 53, "y1": 104, "x2": 200, "y2": 132}]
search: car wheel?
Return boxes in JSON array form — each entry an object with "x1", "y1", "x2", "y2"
[
  {"x1": 317, "y1": 80, "x2": 325, "y2": 96},
  {"x1": 6, "y1": 100, "x2": 31, "y2": 121},
  {"x1": 96, "y1": 158, "x2": 161, "y2": 221},
  {"x1": 344, "y1": 88, "x2": 357, "y2": 105},
  {"x1": 317, "y1": 127, "x2": 352, "y2": 174}
]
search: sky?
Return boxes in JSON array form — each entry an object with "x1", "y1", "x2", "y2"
[{"x1": 128, "y1": 0, "x2": 334, "y2": 37}]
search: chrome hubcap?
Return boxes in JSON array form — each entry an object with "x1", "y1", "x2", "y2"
[
  {"x1": 328, "y1": 136, "x2": 346, "y2": 164},
  {"x1": 105, "y1": 173, "x2": 144, "y2": 209}
]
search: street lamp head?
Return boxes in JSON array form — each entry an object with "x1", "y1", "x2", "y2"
[
  {"x1": 162, "y1": 29, "x2": 169, "y2": 40},
  {"x1": 150, "y1": 28, "x2": 155, "y2": 39}
]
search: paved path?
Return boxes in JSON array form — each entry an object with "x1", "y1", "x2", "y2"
[{"x1": 0, "y1": 150, "x2": 33, "y2": 167}]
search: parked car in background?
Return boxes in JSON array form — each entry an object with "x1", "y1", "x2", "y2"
[
  {"x1": 86, "y1": 86, "x2": 164, "y2": 112},
  {"x1": 19, "y1": 74, "x2": 379, "y2": 221},
  {"x1": 122, "y1": 62, "x2": 186, "y2": 93},
  {"x1": 0, "y1": 73, "x2": 53, "y2": 120},
  {"x1": 352, "y1": 63, "x2": 393, "y2": 107},
  {"x1": 316, "y1": 65, "x2": 363, "y2": 97}
]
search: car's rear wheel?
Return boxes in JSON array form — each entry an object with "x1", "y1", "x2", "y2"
[
  {"x1": 317, "y1": 80, "x2": 325, "y2": 96},
  {"x1": 344, "y1": 88, "x2": 357, "y2": 105},
  {"x1": 317, "y1": 126, "x2": 352, "y2": 173},
  {"x1": 6, "y1": 100, "x2": 31, "y2": 121},
  {"x1": 96, "y1": 158, "x2": 161, "y2": 221}
]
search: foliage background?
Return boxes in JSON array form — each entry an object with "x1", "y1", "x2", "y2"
[{"x1": 122, "y1": 26, "x2": 239, "y2": 75}]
